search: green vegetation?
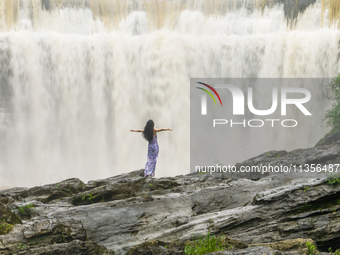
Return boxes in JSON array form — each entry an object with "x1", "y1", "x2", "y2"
[
  {"x1": 73, "y1": 193, "x2": 97, "y2": 205},
  {"x1": 291, "y1": 195, "x2": 340, "y2": 216},
  {"x1": 304, "y1": 186, "x2": 310, "y2": 192},
  {"x1": 184, "y1": 233, "x2": 225, "y2": 255},
  {"x1": 317, "y1": 73, "x2": 340, "y2": 146},
  {"x1": 325, "y1": 74, "x2": 340, "y2": 136},
  {"x1": 0, "y1": 220, "x2": 13, "y2": 235},
  {"x1": 326, "y1": 173, "x2": 340, "y2": 185},
  {"x1": 297, "y1": 202, "x2": 332, "y2": 213},
  {"x1": 198, "y1": 171, "x2": 209, "y2": 175},
  {"x1": 18, "y1": 204, "x2": 35, "y2": 215},
  {"x1": 17, "y1": 243, "x2": 27, "y2": 250},
  {"x1": 58, "y1": 233, "x2": 68, "y2": 243},
  {"x1": 329, "y1": 247, "x2": 340, "y2": 255},
  {"x1": 306, "y1": 241, "x2": 319, "y2": 255},
  {"x1": 82, "y1": 194, "x2": 94, "y2": 203}
]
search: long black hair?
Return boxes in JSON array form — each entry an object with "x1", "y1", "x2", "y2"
[{"x1": 142, "y1": 119, "x2": 154, "y2": 142}]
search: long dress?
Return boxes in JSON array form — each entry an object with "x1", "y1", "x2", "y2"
[{"x1": 144, "y1": 134, "x2": 159, "y2": 177}]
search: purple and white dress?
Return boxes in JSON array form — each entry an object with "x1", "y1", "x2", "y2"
[{"x1": 144, "y1": 134, "x2": 159, "y2": 177}]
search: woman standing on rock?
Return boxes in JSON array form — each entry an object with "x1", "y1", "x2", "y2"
[{"x1": 130, "y1": 120, "x2": 172, "y2": 177}]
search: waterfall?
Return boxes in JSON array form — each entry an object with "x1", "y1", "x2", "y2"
[{"x1": 0, "y1": 0, "x2": 339, "y2": 187}]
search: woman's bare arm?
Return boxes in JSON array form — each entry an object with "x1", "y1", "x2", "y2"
[
  {"x1": 155, "y1": 128, "x2": 172, "y2": 132},
  {"x1": 130, "y1": 129, "x2": 144, "y2": 132}
]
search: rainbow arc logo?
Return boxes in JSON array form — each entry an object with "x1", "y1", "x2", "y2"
[{"x1": 196, "y1": 82, "x2": 223, "y2": 106}]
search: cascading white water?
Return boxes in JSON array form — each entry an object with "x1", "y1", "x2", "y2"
[{"x1": 0, "y1": 0, "x2": 339, "y2": 187}]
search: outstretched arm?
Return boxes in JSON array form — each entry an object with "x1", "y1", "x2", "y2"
[
  {"x1": 155, "y1": 128, "x2": 172, "y2": 132},
  {"x1": 130, "y1": 129, "x2": 144, "y2": 132}
]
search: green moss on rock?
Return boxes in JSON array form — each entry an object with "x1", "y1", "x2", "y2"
[
  {"x1": 0, "y1": 203, "x2": 22, "y2": 224},
  {"x1": 0, "y1": 220, "x2": 13, "y2": 235}
]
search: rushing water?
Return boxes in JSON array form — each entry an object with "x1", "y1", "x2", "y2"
[{"x1": 0, "y1": 0, "x2": 339, "y2": 187}]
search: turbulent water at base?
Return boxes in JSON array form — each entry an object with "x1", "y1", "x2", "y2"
[{"x1": 0, "y1": 0, "x2": 339, "y2": 187}]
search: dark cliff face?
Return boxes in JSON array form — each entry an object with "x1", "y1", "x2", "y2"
[
  {"x1": 0, "y1": 141, "x2": 340, "y2": 255},
  {"x1": 316, "y1": 132, "x2": 340, "y2": 147},
  {"x1": 40, "y1": 0, "x2": 317, "y2": 20},
  {"x1": 283, "y1": 0, "x2": 317, "y2": 20}
]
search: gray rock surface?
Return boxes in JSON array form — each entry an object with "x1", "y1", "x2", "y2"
[{"x1": 0, "y1": 141, "x2": 340, "y2": 254}]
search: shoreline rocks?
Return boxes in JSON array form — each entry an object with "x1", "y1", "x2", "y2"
[{"x1": 0, "y1": 141, "x2": 340, "y2": 254}]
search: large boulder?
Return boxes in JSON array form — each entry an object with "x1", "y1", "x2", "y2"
[{"x1": 0, "y1": 142, "x2": 339, "y2": 254}]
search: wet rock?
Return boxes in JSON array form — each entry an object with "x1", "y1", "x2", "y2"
[
  {"x1": 316, "y1": 131, "x2": 340, "y2": 146},
  {"x1": 283, "y1": 0, "x2": 317, "y2": 20},
  {"x1": 249, "y1": 238, "x2": 317, "y2": 252},
  {"x1": 208, "y1": 246, "x2": 296, "y2": 255},
  {"x1": 1, "y1": 240, "x2": 114, "y2": 255},
  {"x1": 0, "y1": 203, "x2": 21, "y2": 225},
  {"x1": 0, "y1": 142, "x2": 339, "y2": 254}
]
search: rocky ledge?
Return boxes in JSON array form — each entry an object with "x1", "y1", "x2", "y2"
[{"x1": 0, "y1": 141, "x2": 340, "y2": 254}]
